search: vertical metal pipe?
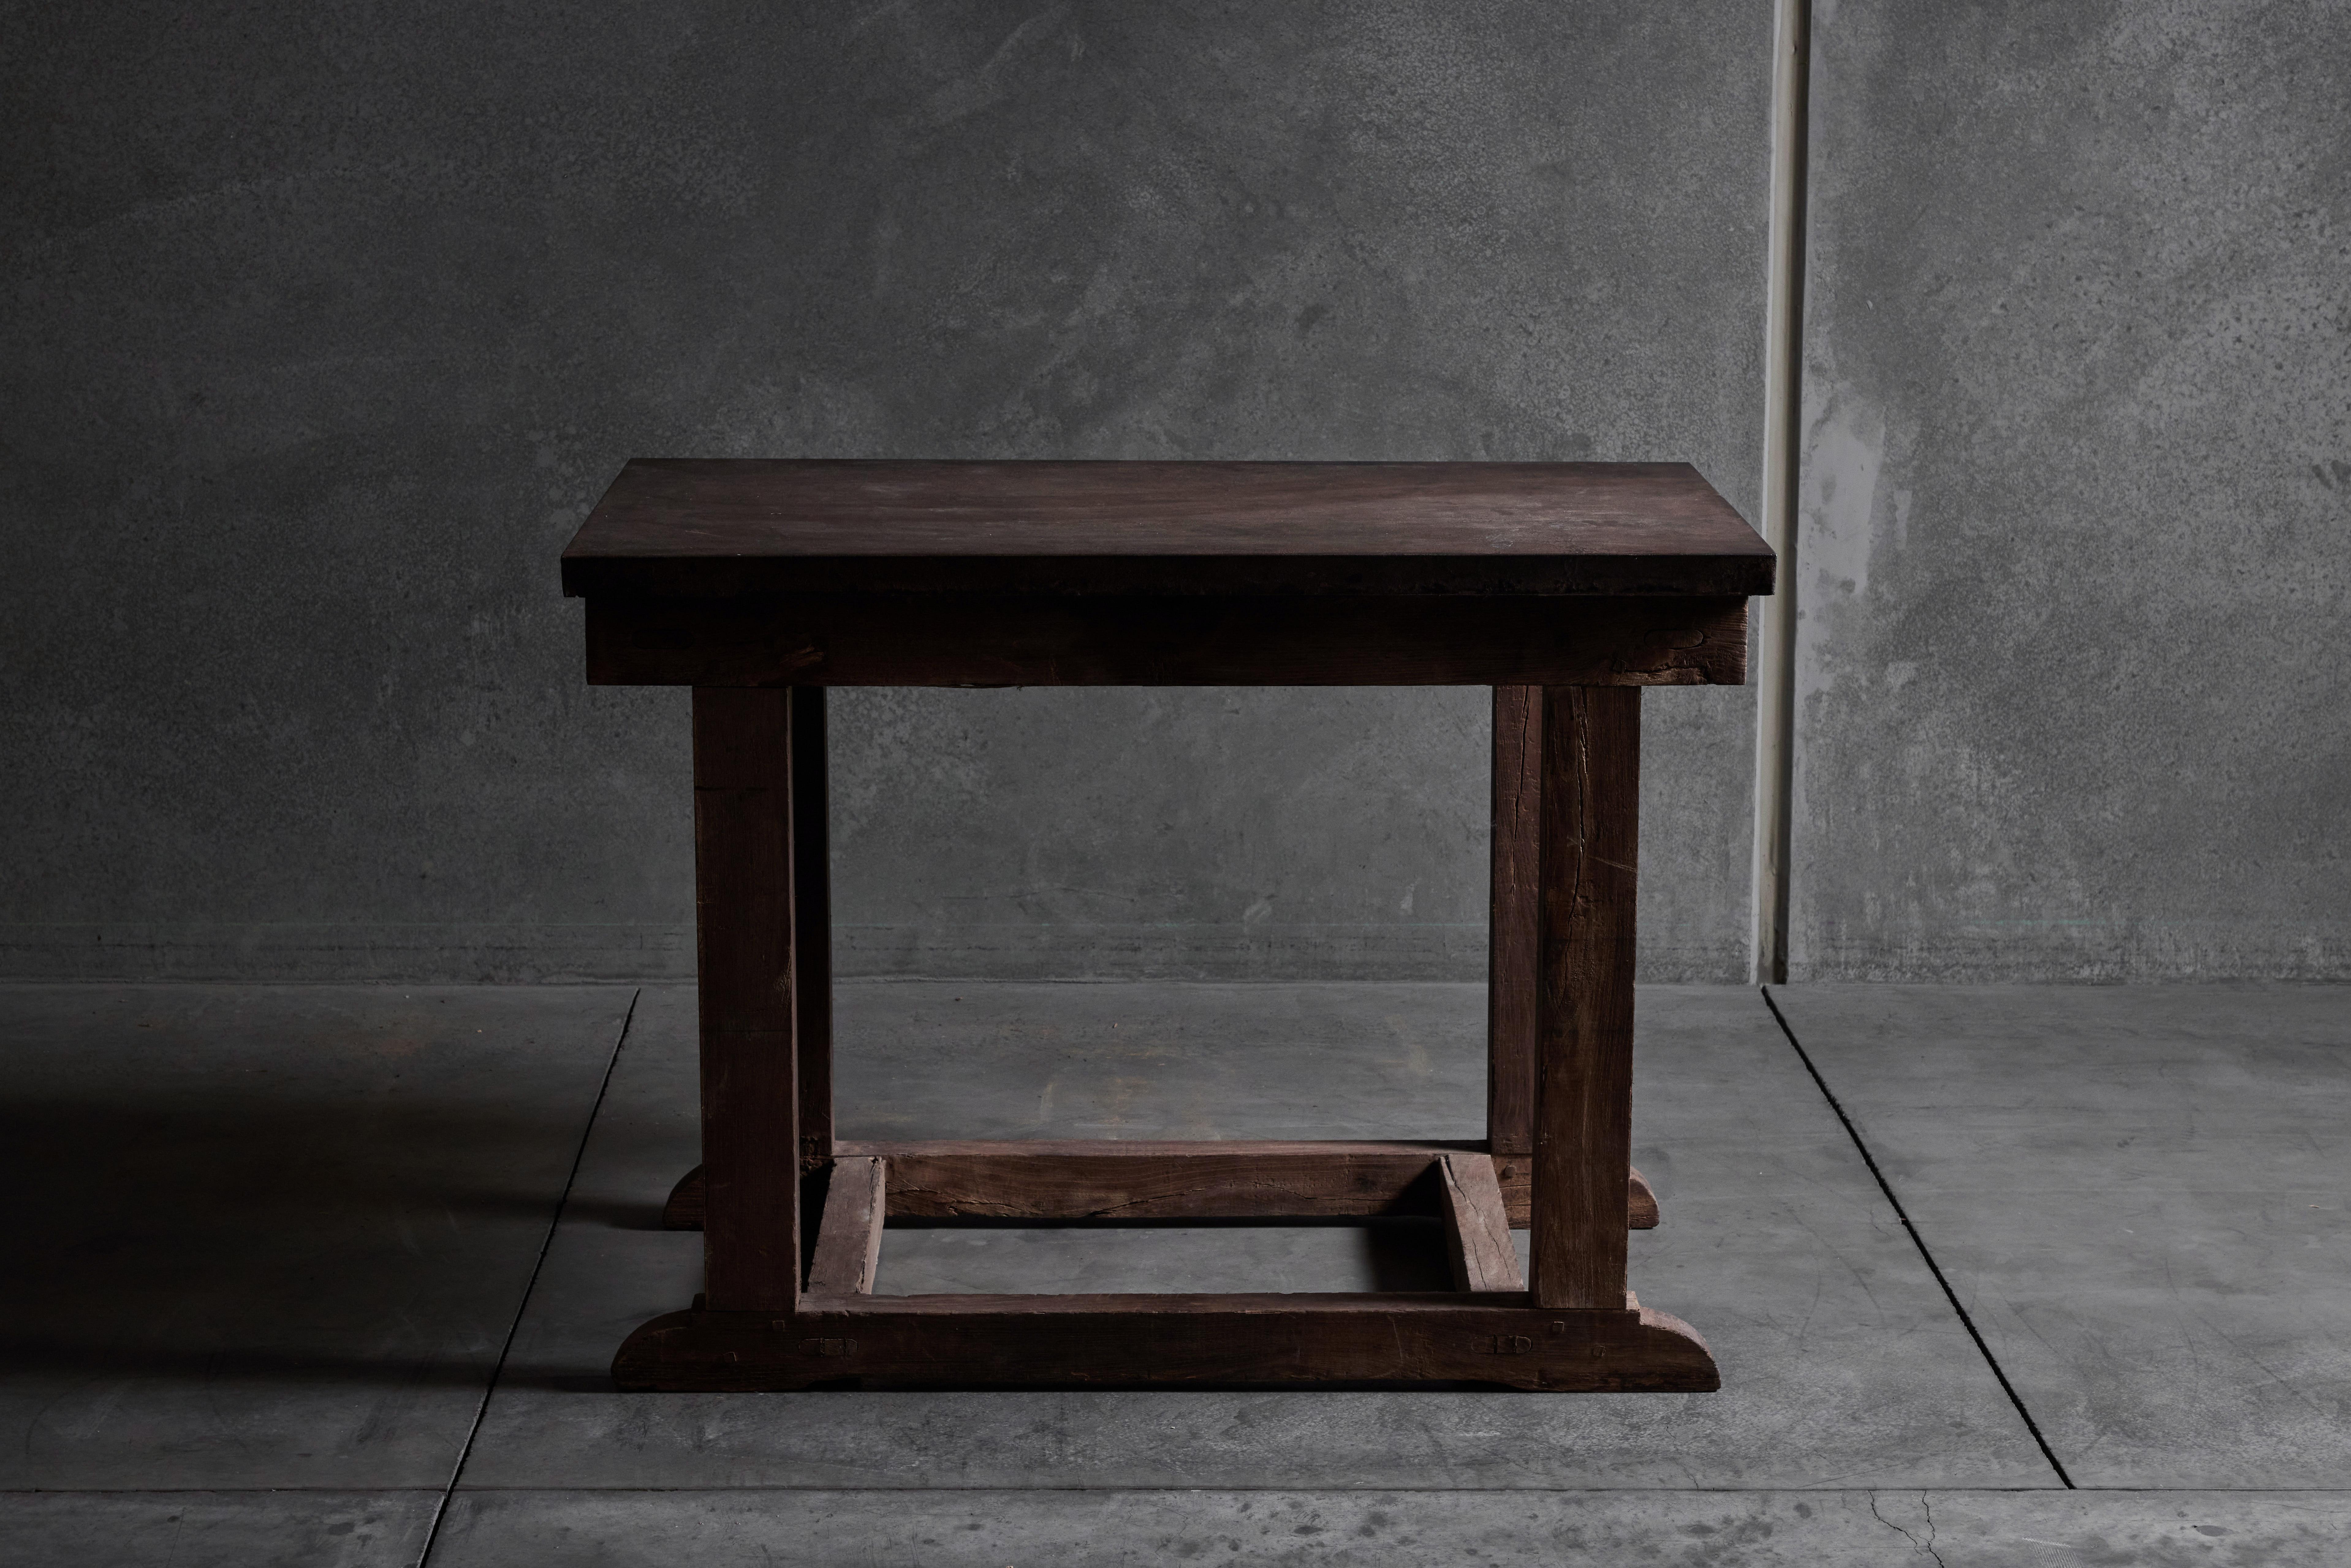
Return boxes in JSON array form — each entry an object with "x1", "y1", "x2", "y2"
[{"x1": 1750, "y1": 0, "x2": 1810, "y2": 985}]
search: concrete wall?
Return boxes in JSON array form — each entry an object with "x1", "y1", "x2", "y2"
[
  {"x1": 0, "y1": 2, "x2": 1772, "y2": 983},
  {"x1": 1793, "y1": 0, "x2": 2351, "y2": 979}
]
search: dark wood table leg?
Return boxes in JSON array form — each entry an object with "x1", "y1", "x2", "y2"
[
  {"x1": 661, "y1": 687, "x2": 834, "y2": 1235},
  {"x1": 1492, "y1": 686, "x2": 1659, "y2": 1234},
  {"x1": 1530, "y1": 685, "x2": 1640, "y2": 1311},
  {"x1": 793, "y1": 687, "x2": 833, "y2": 1173},
  {"x1": 1487, "y1": 686, "x2": 1541, "y2": 1172},
  {"x1": 691, "y1": 686, "x2": 802, "y2": 1314}
]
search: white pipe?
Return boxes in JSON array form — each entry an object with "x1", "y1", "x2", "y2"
[{"x1": 1750, "y1": 0, "x2": 1810, "y2": 985}]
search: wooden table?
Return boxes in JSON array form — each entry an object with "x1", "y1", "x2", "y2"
[{"x1": 562, "y1": 459, "x2": 1772, "y2": 1391}]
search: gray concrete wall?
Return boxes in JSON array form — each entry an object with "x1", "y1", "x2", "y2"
[
  {"x1": 1790, "y1": 0, "x2": 2351, "y2": 980},
  {"x1": 0, "y1": 2, "x2": 1772, "y2": 983}
]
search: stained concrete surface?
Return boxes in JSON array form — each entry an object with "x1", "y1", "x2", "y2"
[
  {"x1": 1773, "y1": 984, "x2": 2351, "y2": 1489},
  {"x1": 0, "y1": 1, "x2": 1769, "y2": 987},
  {"x1": 1792, "y1": 0, "x2": 2351, "y2": 980},
  {"x1": 0, "y1": 985, "x2": 631, "y2": 1490},
  {"x1": 428, "y1": 1488, "x2": 2351, "y2": 1568},
  {"x1": 0, "y1": 1493, "x2": 437, "y2": 1568},
  {"x1": 461, "y1": 983, "x2": 2049, "y2": 1490}
]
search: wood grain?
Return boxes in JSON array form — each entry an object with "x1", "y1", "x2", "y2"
[
  {"x1": 1438, "y1": 1153, "x2": 1525, "y2": 1292},
  {"x1": 659, "y1": 1143, "x2": 1659, "y2": 1229},
  {"x1": 692, "y1": 687, "x2": 800, "y2": 1312},
  {"x1": 792, "y1": 686, "x2": 832, "y2": 1170},
  {"x1": 585, "y1": 593, "x2": 1747, "y2": 689},
  {"x1": 613, "y1": 1297, "x2": 1717, "y2": 1392},
  {"x1": 805, "y1": 1156, "x2": 885, "y2": 1296},
  {"x1": 562, "y1": 460, "x2": 1774, "y2": 600},
  {"x1": 1627, "y1": 1166, "x2": 1660, "y2": 1230},
  {"x1": 1529, "y1": 686, "x2": 1641, "y2": 1312},
  {"x1": 1487, "y1": 685, "x2": 1542, "y2": 1157}
]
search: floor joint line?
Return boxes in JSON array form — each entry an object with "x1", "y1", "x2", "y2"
[
  {"x1": 1761, "y1": 986, "x2": 2078, "y2": 1489},
  {"x1": 414, "y1": 986, "x2": 642, "y2": 1565}
]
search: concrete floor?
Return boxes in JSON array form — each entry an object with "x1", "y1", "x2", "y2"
[{"x1": 1, "y1": 983, "x2": 2344, "y2": 1565}]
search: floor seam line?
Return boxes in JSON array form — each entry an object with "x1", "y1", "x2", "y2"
[
  {"x1": 14, "y1": 1495, "x2": 2351, "y2": 1504},
  {"x1": 414, "y1": 1495, "x2": 2172, "y2": 1504},
  {"x1": 413, "y1": 985, "x2": 642, "y2": 1565},
  {"x1": 1760, "y1": 986, "x2": 2079, "y2": 1490}
]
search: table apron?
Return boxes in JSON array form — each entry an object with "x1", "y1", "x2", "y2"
[{"x1": 584, "y1": 593, "x2": 1748, "y2": 687}]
